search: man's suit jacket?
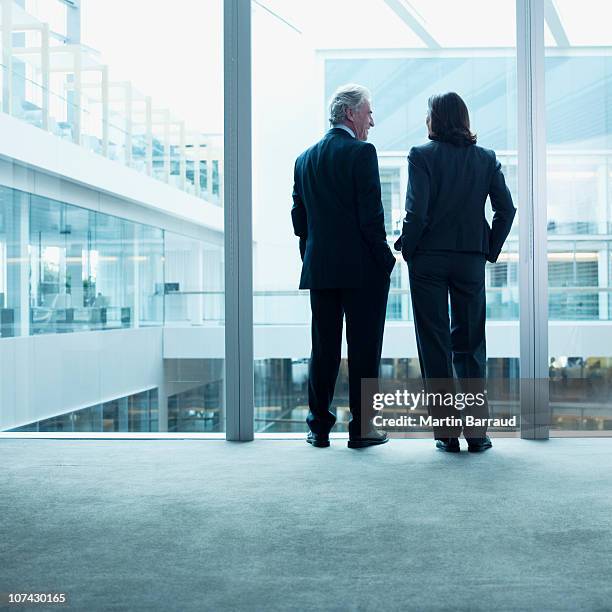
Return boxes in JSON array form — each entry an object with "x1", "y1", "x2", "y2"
[
  {"x1": 291, "y1": 128, "x2": 396, "y2": 290},
  {"x1": 394, "y1": 140, "x2": 516, "y2": 263}
]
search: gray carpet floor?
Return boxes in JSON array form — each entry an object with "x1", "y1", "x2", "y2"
[{"x1": 1, "y1": 438, "x2": 611, "y2": 612}]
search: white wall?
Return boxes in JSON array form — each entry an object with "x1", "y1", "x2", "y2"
[
  {"x1": 0, "y1": 113, "x2": 223, "y2": 244},
  {"x1": 164, "y1": 320, "x2": 612, "y2": 362},
  {"x1": 165, "y1": 322, "x2": 520, "y2": 360},
  {"x1": 2, "y1": 318, "x2": 609, "y2": 429},
  {"x1": 0, "y1": 327, "x2": 163, "y2": 431}
]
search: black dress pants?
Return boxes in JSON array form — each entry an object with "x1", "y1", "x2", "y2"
[
  {"x1": 307, "y1": 266, "x2": 390, "y2": 439},
  {"x1": 408, "y1": 251, "x2": 489, "y2": 439}
]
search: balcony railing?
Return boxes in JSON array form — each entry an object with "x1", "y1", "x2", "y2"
[
  {"x1": 161, "y1": 285, "x2": 612, "y2": 327},
  {"x1": 0, "y1": 1, "x2": 222, "y2": 204}
]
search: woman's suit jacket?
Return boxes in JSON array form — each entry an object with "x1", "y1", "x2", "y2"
[{"x1": 394, "y1": 140, "x2": 516, "y2": 262}]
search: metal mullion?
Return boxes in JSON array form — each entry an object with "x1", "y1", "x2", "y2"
[
  {"x1": 517, "y1": 0, "x2": 549, "y2": 439},
  {"x1": 224, "y1": 0, "x2": 254, "y2": 441}
]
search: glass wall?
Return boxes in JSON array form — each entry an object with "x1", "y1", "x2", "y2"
[
  {"x1": 0, "y1": 186, "x2": 26, "y2": 338},
  {"x1": 7, "y1": 1, "x2": 612, "y2": 438},
  {"x1": 0, "y1": 1, "x2": 225, "y2": 437},
  {"x1": 167, "y1": 364, "x2": 225, "y2": 433},
  {"x1": 164, "y1": 231, "x2": 224, "y2": 327},
  {"x1": 252, "y1": 0, "x2": 520, "y2": 434},
  {"x1": 138, "y1": 224, "x2": 165, "y2": 327},
  {"x1": 28, "y1": 192, "x2": 162, "y2": 335},
  {"x1": 81, "y1": 0, "x2": 227, "y2": 435},
  {"x1": 164, "y1": 231, "x2": 225, "y2": 435},
  {"x1": 546, "y1": 1, "x2": 612, "y2": 432},
  {"x1": 8, "y1": 388, "x2": 159, "y2": 432},
  {"x1": 0, "y1": 185, "x2": 229, "y2": 338},
  {"x1": 0, "y1": 183, "x2": 226, "y2": 433}
]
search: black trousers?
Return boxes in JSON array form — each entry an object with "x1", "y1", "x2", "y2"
[
  {"x1": 307, "y1": 268, "x2": 390, "y2": 439},
  {"x1": 408, "y1": 251, "x2": 489, "y2": 439}
]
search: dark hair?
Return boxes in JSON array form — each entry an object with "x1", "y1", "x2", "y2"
[{"x1": 427, "y1": 92, "x2": 477, "y2": 146}]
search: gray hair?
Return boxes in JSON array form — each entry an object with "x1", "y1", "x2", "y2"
[{"x1": 328, "y1": 83, "x2": 371, "y2": 126}]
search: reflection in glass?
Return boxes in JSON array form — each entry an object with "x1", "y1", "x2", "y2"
[
  {"x1": 167, "y1": 360, "x2": 224, "y2": 433},
  {"x1": 27, "y1": 193, "x2": 165, "y2": 335},
  {"x1": 7, "y1": 390, "x2": 159, "y2": 433}
]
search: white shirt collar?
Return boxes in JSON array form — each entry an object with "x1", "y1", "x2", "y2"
[{"x1": 332, "y1": 123, "x2": 356, "y2": 139}]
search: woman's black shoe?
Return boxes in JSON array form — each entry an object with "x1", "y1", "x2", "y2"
[{"x1": 435, "y1": 437, "x2": 460, "y2": 452}]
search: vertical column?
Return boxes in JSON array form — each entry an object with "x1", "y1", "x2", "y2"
[
  {"x1": 66, "y1": 0, "x2": 81, "y2": 144},
  {"x1": 67, "y1": 242, "x2": 84, "y2": 310},
  {"x1": 205, "y1": 146, "x2": 213, "y2": 197},
  {"x1": 196, "y1": 242, "x2": 204, "y2": 324},
  {"x1": 598, "y1": 249, "x2": 608, "y2": 320},
  {"x1": 66, "y1": 0, "x2": 82, "y2": 43},
  {"x1": 72, "y1": 47, "x2": 82, "y2": 145},
  {"x1": 224, "y1": 0, "x2": 254, "y2": 440},
  {"x1": 218, "y1": 155, "x2": 224, "y2": 206},
  {"x1": 101, "y1": 66, "x2": 109, "y2": 157},
  {"x1": 133, "y1": 224, "x2": 140, "y2": 329},
  {"x1": 161, "y1": 230, "x2": 166, "y2": 331},
  {"x1": 41, "y1": 24, "x2": 50, "y2": 131},
  {"x1": 11, "y1": 16, "x2": 25, "y2": 114},
  {"x1": 597, "y1": 165, "x2": 608, "y2": 319},
  {"x1": 179, "y1": 121, "x2": 186, "y2": 190},
  {"x1": 194, "y1": 132, "x2": 201, "y2": 197},
  {"x1": 19, "y1": 193, "x2": 29, "y2": 336},
  {"x1": 163, "y1": 110, "x2": 170, "y2": 183},
  {"x1": 125, "y1": 82, "x2": 133, "y2": 167},
  {"x1": 6, "y1": 191, "x2": 30, "y2": 337},
  {"x1": 517, "y1": 0, "x2": 549, "y2": 439},
  {"x1": 157, "y1": 374, "x2": 169, "y2": 433},
  {"x1": 118, "y1": 397, "x2": 128, "y2": 431},
  {"x1": 1, "y1": 0, "x2": 13, "y2": 115},
  {"x1": 145, "y1": 96, "x2": 153, "y2": 176}
]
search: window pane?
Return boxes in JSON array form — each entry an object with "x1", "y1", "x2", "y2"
[
  {"x1": 253, "y1": 0, "x2": 520, "y2": 434},
  {"x1": 1, "y1": 1, "x2": 225, "y2": 435},
  {"x1": 0, "y1": 187, "x2": 24, "y2": 338},
  {"x1": 546, "y1": 7, "x2": 612, "y2": 432}
]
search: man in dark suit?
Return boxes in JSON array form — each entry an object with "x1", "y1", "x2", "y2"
[
  {"x1": 394, "y1": 92, "x2": 516, "y2": 452},
  {"x1": 291, "y1": 83, "x2": 396, "y2": 449}
]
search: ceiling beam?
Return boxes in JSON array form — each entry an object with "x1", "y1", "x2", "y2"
[
  {"x1": 544, "y1": 0, "x2": 570, "y2": 47},
  {"x1": 252, "y1": 0, "x2": 302, "y2": 35},
  {"x1": 384, "y1": 0, "x2": 440, "y2": 49}
]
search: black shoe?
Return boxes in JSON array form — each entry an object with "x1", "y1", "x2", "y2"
[
  {"x1": 306, "y1": 432, "x2": 330, "y2": 448},
  {"x1": 467, "y1": 436, "x2": 493, "y2": 453},
  {"x1": 435, "y1": 437, "x2": 460, "y2": 453},
  {"x1": 347, "y1": 430, "x2": 389, "y2": 449}
]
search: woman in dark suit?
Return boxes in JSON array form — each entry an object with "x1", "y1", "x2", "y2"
[{"x1": 394, "y1": 92, "x2": 516, "y2": 453}]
